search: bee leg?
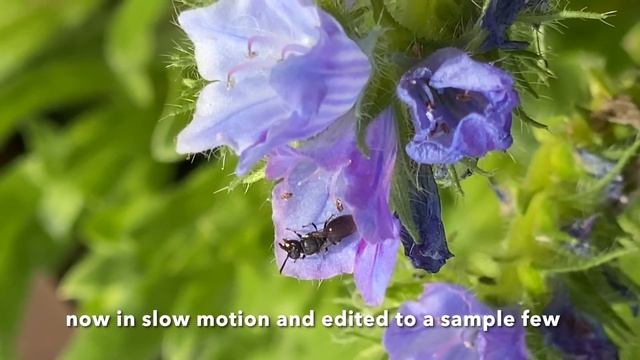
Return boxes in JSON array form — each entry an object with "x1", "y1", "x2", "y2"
[
  {"x1": 286, "y1": 228, "x2": 304, "y2": 239},
  {"x1": 323, "y1": 214, "x2": 336, "y2": 229}
]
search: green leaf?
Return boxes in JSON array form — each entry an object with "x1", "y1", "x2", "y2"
[
  {"x1": 541, "y1": 240, "x2": 638, "y2": 275},
  {"x1": 623, "y1": 22, "x2": 640, "y2": 65},
  {"x1": 383, "y1": 0, "x2": 476, "y2": 40},
  {"x1": 389, "y1": 104, "x2": 420, "y2": 244},
  {"x1": 0, "y1": 55, "x2": 112, "y2": 146},
  {"x1": 518, "y1": 10, "x2": 617, "y2": 26},
  {"x1": 0, "y1": 161, "x2": 41, "y2": 358},
  {"x1": 106, "y1": 0, "x2": 167, "y2": 106},
  {"x1": 0, "y1": 0, "x2": 104, "y2": 81},
  {"x1": 516, "y1": 107, "x2": 549, "y2": 130}
]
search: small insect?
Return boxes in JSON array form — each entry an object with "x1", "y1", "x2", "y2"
[
  {"x1": 335, "y1": 198, "x2": 344, "y2": 212},
  {"x1": 278, "y1": 215, "x2": 357, "y2": 273},
  {"x1": 280, "y1": 192, "x2": 293, "y2": 200}
]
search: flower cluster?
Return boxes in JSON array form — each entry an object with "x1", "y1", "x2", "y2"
[
  {"x1": 172, "y1": 0, "x2": 628, "y2": 358},
  {"x1": 177, "y1": 0, "x2": 520, "y2": 307}
]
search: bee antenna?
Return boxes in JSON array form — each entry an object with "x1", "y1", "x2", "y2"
[{"x1": 279, "y1": 254, "x2": 290, "y2": 274}]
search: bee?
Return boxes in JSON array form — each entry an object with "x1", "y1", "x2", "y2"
[{"x1": 278, "y1": 215, "x2": 357, "y2": 273}]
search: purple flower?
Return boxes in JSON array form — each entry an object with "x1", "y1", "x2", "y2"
[
  {"x1": 577, "y1": 149, "x2": 624, "y2": 202},
  {"x1": 397, "y1": 48, "x2": 519, "y2": 165},
  {"x1": 176, "y1": 0, "x2": 371, "y2": 175},
  {"x1": 267, "y1": 110, "x2": 399, "y2": 306},
  {"x1": 543, "y1": 295, "x2": 619, "y2": 359},
  {"x1": 481, "y1": 0, "x2": 529, "y2": 51},
  {"x1": 383, "y1": 283, "x2": 528, "y2": 360},
  {"x1": 400, "y1": 166, "x2": 453, "y2": 273},
  {"x1": 563, "y1": 215, "x2": 600, "y2": 256}
]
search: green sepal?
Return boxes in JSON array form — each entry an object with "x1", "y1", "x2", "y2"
[
  {"x1": 389, "y1": 102, "x2": 421, "y2": 244},
  {"x1": 518, "y1": 10, "x2": 617, "y2": 26},
  {"x1": 516, "y1": 107, "x2": 549, "y2": 130}
]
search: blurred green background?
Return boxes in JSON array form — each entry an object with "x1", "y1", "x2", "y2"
[{"x1": 0, "y1": 0, "x2": 639, "y2": 359}]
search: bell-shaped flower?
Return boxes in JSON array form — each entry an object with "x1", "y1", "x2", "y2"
[
  {"x1": 397, "y1": 48, "x2": 519, "y2": 165},
  {"x1": 267, "y1": 110, "x2": 399, "y2": 306},
  {"x1": 177, "y1": 0, "x2": 371, "y2": 174},
  {"x1": 384, "y1": 283, "x2": 528, "y2": 360}
]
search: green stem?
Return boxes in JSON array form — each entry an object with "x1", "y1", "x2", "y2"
[{"x1": 519, "y1": 10, "x2": 616, "y2": 25}]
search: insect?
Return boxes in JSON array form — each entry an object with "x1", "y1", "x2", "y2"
[{"x1": 278, "y1": 215, "x2": 357, "y2": 273}]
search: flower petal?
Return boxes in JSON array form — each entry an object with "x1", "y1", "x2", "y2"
[
  {"x1": 344, "y1": 109, "x2": 398, "y2": 244},
  {"x1": 269, "y1": 111, "x2": 399, "y2": 291},
  {"x1": 270, "y1": 155, "x2": 359, "y2": 279},
  {"x1": 178, "y1": 0, "x2": 320, "y2": 82},
  {"x1": 178, "y1": 1, "x2": 371, "y2": 174},
  {"x1": 354, "y1": 235, "x2": 399, "y2": 306},
  {"x1": 175, "y1": 78, "x2": 287, "y2": 155},
  {"x1": 406, "y1": 138, "x2": 462, "y2": 164},
  {"x1": 451, "y1": 113, "x2": 512, "y2": 158},
  {"x1": 427, "y1": 48, "x2": 515, "y2": 93}
]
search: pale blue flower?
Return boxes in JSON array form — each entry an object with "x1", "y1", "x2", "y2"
[{"x1": 177, "y1": 0, "x2": 370, "y2": 174}]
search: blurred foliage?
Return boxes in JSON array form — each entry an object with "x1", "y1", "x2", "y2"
[
  {"x1": 0, "y1": 0, "x2": 363, "y2": 359},
  {"x1": 0, "y1": 0, "x2": 639, "y2": 359}
]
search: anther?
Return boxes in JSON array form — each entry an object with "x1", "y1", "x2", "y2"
[{"x1": 226, "y1": 74, "x2": 236, "y2": 89}]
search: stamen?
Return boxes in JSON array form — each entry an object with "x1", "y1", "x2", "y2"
[
  {"x1": 246, "y1": 35, "x2": 279, "y2": 58},
  {"x1": 226, "y1": 59, "x2": 276, "y2": 89},
  {"x1": 280, "y1": 44, "x2": 309, "y2": 60},
  {"x1": 420, "y1": 82, "x2": 435, "y2": 105}
]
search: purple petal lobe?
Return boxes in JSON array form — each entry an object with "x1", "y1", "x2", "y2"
[
  {"x1": 354, "y1": 234, "x2": 400, "y2": 306},
  {"x1": 344, "y1": 109, "x2": 398, "y2": 244}
]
